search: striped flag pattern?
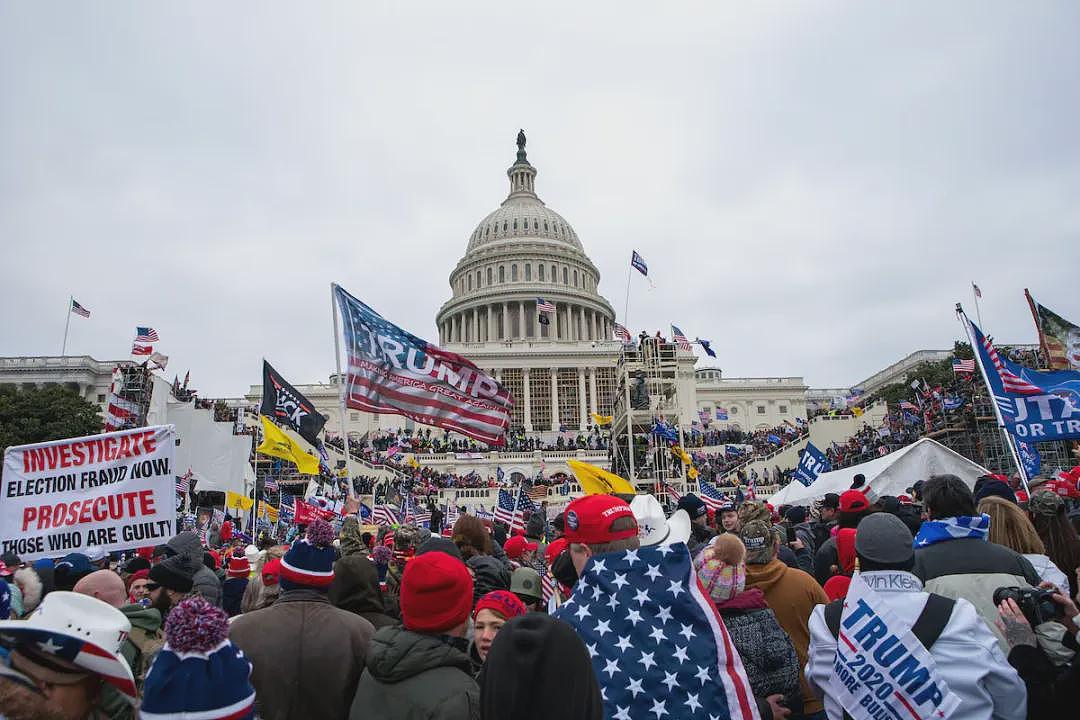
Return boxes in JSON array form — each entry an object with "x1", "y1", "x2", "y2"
[
  {"x1": 952, "y1": 358, "x2": 975, "y2": 373},
  {"x1": 134, "y1": 327, "x2": 160, "y2": 343},
  {"x1": 536, "y1": 298, "x2": 555, "y2": 314},
  {"x1": 493, "y1": 488, "x2": 517, "y2": 526},
  {"x1": 981, "y1": 334, "x2": 1042, "y2": 395},
  {"x1": 372, "y1": 504, "x2": 400, "y2": 527},
  {"x1": 613, "y1": 323, "x2": 632, "y2": 344},
  {"x1": 671, "y1": 324, "x2": 692, "y2": 351},
  {"x1": 131, "y1": 344, "x2": 152, "y2": 356},
  {"x1": 662, "y1": 481, "x2": 683, "y2": 502},
  {"x1": 103, "y1": 394, "x2": 140, "y2": 431},
  {"x1": 698, "y1": 478, "x2": 728, "y2": 510},
  {"x1": 71, "y1": 299, "x2": 90, "y2": 318}
]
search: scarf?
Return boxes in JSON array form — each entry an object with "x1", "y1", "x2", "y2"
[{"x1": 913, "y1": 514, "x2": 990, "y2": 549}]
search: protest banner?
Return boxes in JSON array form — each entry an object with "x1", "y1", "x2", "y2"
[
  {"x1": 1, "y1": 425, "x2": 176, "y2": 562},
  {"x1": 829, "y1": 574, "x2": 960, "y2": 720},
  {"x1": 794, "y1": 442, "x2": 830, "y2": 487}
]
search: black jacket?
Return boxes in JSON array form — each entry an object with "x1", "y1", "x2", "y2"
[
  {"x1": 1007, "y1": 638, "x2": 1080, "y2": 718},
  {"x1": 466, "y1": 555, "x2": 510, "y2": 606},
  {"x1": 351, "y1": 626, "x2": 479, "y2": 720}
]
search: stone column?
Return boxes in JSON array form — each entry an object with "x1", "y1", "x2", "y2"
[
  {"x1": 577, "y1": 367, "x2": 587, "y2": 430},
  {"x1": 591, "y1": 310, "x2": 598, "y2": 341},
  {"x1": 475, "y1": 309, "x2": 481, "y2": 343},
  {"x1": 533, "y1": 300, "x2": 540, "y2": 339},
  {"x1": 523, "y1": 368, "x2": 533, "y2": 431},
  {"x1": 502, "y1": 302, "x2": 509, "y2": 340},
  {"x1": 588, "y1": 367, "x2": 598, "y2": 415},
  {"x1": 451, "y1": 314, "x2": 458, "y2": 343},
  {"x1": 518, "y1": 302, "x2": 525, "y2": 340},
  {"x1": 550, "y1": 367, "x2": 560, "y2": 431},
  {"x1": 487, "y1": 305, "x2": 493, "y2": 343}
]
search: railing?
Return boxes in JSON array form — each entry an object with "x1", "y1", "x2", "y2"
[{"x1": 412, "y1": 449, "x2": 609, "y2": 464}]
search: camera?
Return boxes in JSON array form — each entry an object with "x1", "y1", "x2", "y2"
[{"x1": 993, "y1": 586, "x2": 1063, "y2": 626}]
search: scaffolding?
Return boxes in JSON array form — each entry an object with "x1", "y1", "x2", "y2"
[
  {"x1": 610, "y1": 338, "x2": 689, "y2": 496},
  {"x1": 109, "y1": 362, "x2": 154, "y2": 430}
]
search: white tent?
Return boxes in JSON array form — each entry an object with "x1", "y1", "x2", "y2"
[{"x1": 770, "y1": 438, "x2": 990, "y2": 507}]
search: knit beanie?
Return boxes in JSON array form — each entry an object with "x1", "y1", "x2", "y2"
[
  {"x1": 400, "y1": 551, "x2": 473, "y2": 634},
  {"x1": 473, "y1": 590, "x2": 528, "y2": 621},
  {"x1": 226, "y1": 555, "x2": 251, "y2": 580},
  {"x1": 693, "y1": 534, "x2": 747, "y2": 604},
  {"x1": 149, "y1": 554, "x2": 195, "y2": 593},
  {"x1": 141, "y1": 596, "x2": 255, "y2": 719},
  {"x1": 280, "y1": 519, "x2": 336, "y2": 591},
  {"x1": 261, "y1": 558, "x2": 282, "y2": 585}
]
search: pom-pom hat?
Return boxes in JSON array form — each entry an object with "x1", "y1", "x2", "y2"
[
  {"x1": 280, "y1": 518, "x2": 336, "y2": 590},
  {"x1": 0, "y1": 591, "x2": 136, "y2": 702},
  {"x1": 140, "y1": 596, "x2": 255, "y2": 719},
  {"x1": 400, "y1": 552, "x2": 473, "y2": 634}
]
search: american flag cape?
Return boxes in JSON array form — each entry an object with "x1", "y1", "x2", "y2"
[
  {"x1": 334, "y1": 284, "x2": 513, "y2": 445},
  {"x1": 553, "y1": 544, "x2": 759, "y2": 720}
]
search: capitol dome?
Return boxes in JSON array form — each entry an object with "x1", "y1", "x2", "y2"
[{"x1": 436, "y1": 132, "x2": 616, "y2": 348}]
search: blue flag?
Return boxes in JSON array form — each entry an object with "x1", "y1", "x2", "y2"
[
  {"x1": 651, "y1": 421, "x2": 678, "y2": 443},
  {"x1": 942, "y1": 396, "x2": 965, "y2": 412},
  {"x1": 766, "y1": 434, "x2": 782, "y2": 445},
  {"x1": 793, "y1": 442, "x2": 830, "y2": 487},
  {"x1": 553, "y1": 544, "x2": 758, "y2": 720},
  {"x1": 631, "y1": 250, "x2": 648, "y2": 276},
  {"x1": 725, "y1": 445, "x2": 744, "y2": 456},
  {"x1": 965, "y1": 315, "x2": 1080, "y2": 442},
  {"x1": 697, "y1": 338, "x2": 716, "y2": 358},
  {"x1": 1016, "y1": 440, "x2": 1042, "y2": 479}
]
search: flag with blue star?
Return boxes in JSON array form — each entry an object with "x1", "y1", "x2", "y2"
[{"x1": 553, "y1": 543, "x2": 760, "y2": 719}]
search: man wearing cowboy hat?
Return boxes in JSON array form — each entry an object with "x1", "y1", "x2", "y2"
[{"x1": 0, "y1": 591, "x2": 137, "y2": 719}]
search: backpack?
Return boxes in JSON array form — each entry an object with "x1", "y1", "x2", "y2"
[{"x1": 823, "y1": 594, "x2": 955, "y2": 720}]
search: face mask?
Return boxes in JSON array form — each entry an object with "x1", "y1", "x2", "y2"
[{"x1": 551, "y1": 549, "x2": 578, "y2": 588}]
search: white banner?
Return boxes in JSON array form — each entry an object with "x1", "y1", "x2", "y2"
[
  {"x1": 1, "y1": 425, "x2": 177, "y2": 561},
  {"x1": 829, "y1": 574, "x2": 960, "y2": 720}
]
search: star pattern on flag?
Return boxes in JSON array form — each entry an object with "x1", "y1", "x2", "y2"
[{"x1": 554, "y1": 543, "x2": 756, "y2": 720}]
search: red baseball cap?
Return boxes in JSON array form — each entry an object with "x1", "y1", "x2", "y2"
[
  {"x1": 563, "y1": 495, "x2": 637, "y2": 545},
  {"x1": 839, "y1": 490, "x2": 869, "y2": 514},
  {"x1": 503, "y1": 535, "x2": 538, "y2": 560},
  {"x1": 544, "y1": 537, "x2": 569, "y2": 567}
]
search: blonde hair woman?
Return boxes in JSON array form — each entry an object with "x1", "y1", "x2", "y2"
[{"x1": 978, "y1": 496, "x2": 1069, "y2": 590}]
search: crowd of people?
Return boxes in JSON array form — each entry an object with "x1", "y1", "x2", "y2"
[{"x1": 5, "y1": 463, "x2": 1079, "y2": 719}]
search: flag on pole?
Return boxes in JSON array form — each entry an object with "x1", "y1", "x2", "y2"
[
  {"x1": 613, "y1": 323, "x2": 632, "y2": 344},
  {"x1": 952, "y1": 358, "x2": 975, "y2": 374},
  {"x1": 698, "y1": 479, "x2": 729, "y2": 510},
  {"x1": 131, "y1": 344, "x2": 152, "y2": 356},
  {"x1": 662, "y1": 481, "x2": 683, "y2": 502},
  {"x1": 630, "y1": 250, "x2": 648, "y2": 276},
  {"x1": 696, "y1": 338, "x2": 716, "y2": 358},
  {"x1": 715, "y1": 407, "x2": 729, "y2": 421},
  {"x1": 334, "y1": 284, "x2": 513, "y2": 445},
  {"x1": 566, "y1": 459, "x2": 636, "y2": 495},
  {"x1": 671, "y1": 325, "x2": 692, "y2": 351},
  {"x1": 148, "y1": 352, "x2": 169, "y2": 370},
  {"x1": 71, "y1": 300, "x2": 90, "y2": 318},
  {"x1": 1025, "y1": 289, "x2": 1080, "y2": 371},
  {"x1": 372, "y1": 504, "x2": 400, "y2": 526},
  {"x1": 493, "y1": 488, "x2": 518, "y2": 526},
  {"x1": 972, "y1": 282, "x2": 982, "y2": 299},
  {"x1": 536, "y1": 298, "x2": 555, "y2": 314},
  {"x1": 590, "y1": 412, "x2": 613, "y2": 426},
  {"x1": 261, "y1": 360, "x2": 328, "y2": 446},
  {"x1": 256, "y1": 415, "x2": 321, "y2": 475},
  {"x1": 134, "y1": 327, "x2": 160, "y2": 343}
]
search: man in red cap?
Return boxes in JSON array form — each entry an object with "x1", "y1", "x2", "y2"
[
  {"x1": 562, "y1": 495, "x2": 639, "y2": 575},
  {"x1": 813, "y1": 489, "x2": 869, "y2": 585},
  {"x1": 503, "y1": 535, "x2": 538, "y2": 570}
]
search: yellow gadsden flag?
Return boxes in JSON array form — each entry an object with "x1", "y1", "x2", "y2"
[
  {"x1": 226, "y1": 491, "x2": 254, "y2": 512},
  {"x1": 590, "y1": 412, "x2": 613, "y2": 426},
  {"x1": 257, "y1": 415, "x2": 320, "y2": 475},
  {"x1": 567, "y1": 459, "x2": 636, "y2": 496}
]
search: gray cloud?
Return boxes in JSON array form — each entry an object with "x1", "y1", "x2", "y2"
[{"x1": 2, "y1": 2, "x2": 1077, "y2": 396}]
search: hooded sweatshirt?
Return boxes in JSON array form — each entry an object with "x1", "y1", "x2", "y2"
[
  {"x1": 478, "y1": 614, "x2": 603, "y2": 720},
  {"x1": 166, "y1": 532, "x2": 222, "y2": 606},
  {"x1": 745, "y1": 558, "x2": 829, "y2": 715},
  {"x1": 350, "y1": 626, "x2": 480, "y2": 720},
  {"x1": 466, "y1": 556, "x2": 511, "y2": 606},
  {"x1": 330, "y1": 550, "x2": 397, "y2": 628}
]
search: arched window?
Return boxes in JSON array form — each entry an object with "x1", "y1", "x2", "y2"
[
  {"x1": 467, "y1": 275, "x2": 472, "y2": 291},
  {"x1": 538, "y1": 264, "x2": 545, "y2": 281},
  {"x1": 499, "y1": 266, "x2": 505, "y2": 283},
  {"x1": 551, "y1": 264, "x2": 556, "y2": 282},
  {"x1": 512, "y1": 218, "x2": 518, "y2": 230},
  {"x1": 544, "y1": 220, "x2": 549, "y2": 231},
  {"x1": 476, "y1": 271, "x2": 481, "y2": 288},
  {"x1": 525, "y1": 264, "x2": 532, "y2": 281},
  {"x1": 534, "y1": 219, "x2": 538, "y2": 230},
  {"x1": 511, "y1": 265, "x2": 518, "y2": 281},
  {"x1": 573, "y1": 270, "x2": 578, "y2": 287},
  {"x1": 487, "y1": 267, "x2": 492, "y2": 285},
  {"x1": 562, "y1": 267, "x2": 568, "y2": 284},
  {"x1": 503, "y1": 221, "x2": 507, "y2": 232}
]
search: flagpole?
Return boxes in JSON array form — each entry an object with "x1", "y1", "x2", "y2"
[
  {"x1": 331, "y1": 283, "x2": 358, "y2": 499},
  {"x1": 972, "y1": 283, "x2": 984, "y2": 330},
  {"x1": 622, "y1": 256, "x2": 632, "y2": 332},
  {"x1": 61, "y1": 296, "x2": 72, "y2": 356},
  {"x1": 956, "y1": 304, "x2": 1029, "y2": 494}
]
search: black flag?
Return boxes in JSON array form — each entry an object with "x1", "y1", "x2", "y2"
[{"x1": 260, "y1": 360, "x2": 327, "y2": 447}]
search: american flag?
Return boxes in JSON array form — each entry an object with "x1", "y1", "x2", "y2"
[
  {"x1": 372, "y1": 504, "x2": 400, "y2": 527},
  {"x1": 671, "y1": 325, "x2": 692, "y2": 351},
  {"x1": 536, "y1": 298, "x2": 555, "y2": 314},
  {"x1": 134, "y1": 326, "x2": 160, "y2": 343},
  {"x1": 662, "y1": 481, "x2": 683, "y2": 502},
  {"x1": 131, "y1": 344, "x2": 152, "y2": 356},
  {"x1": 899, "y1": 400, "x2": 919, "y2": 412},
  {"x1": 279, "y1": 493, "x2": 296, "y2": 523},
  {"x1": 613, "y1": 323, "x2": 632, "y2": 344},
  {"x1": 444, "y1": 503, "x2": 459, "y2": 528},
  {"x1": 103, "y1": 394, "x2": 140, "y2": 432},
  {"x1": 553, "y1": 544, "x2": 758, "y2": 720},
  {"x1": 526, "y1": 483, "x2": 549, "y2": 502},
  {"x1": 952, "y1": 358, "x2": 975, "y2": 373},
  {"x1": 698, "y1": 478, "x2": 728, "y2": 510},
  {"x1": 334, "y1": 284, "x2": 513, "y2": 446},
  {"x1": 71, "y1": 299, "x2": 90, "y2": 318},
  {"x1": 175, "y1": 471, "x2": 192, "y2": 494},
  {"x1": 263, "y1": 476, "x2": 278, "y2": 492},
  {"x1": 974, "y1": 320, "x2": 1043, "y2": 395},
  {"x1": 540, "y1": 568, "x2": 555, "y2": 603},
  {"x1": 493, "y1": 488, "x2": 518, "y2": 526},
  {"x1": 972, "y1": 282, "x2": 982, "y2": 299}
]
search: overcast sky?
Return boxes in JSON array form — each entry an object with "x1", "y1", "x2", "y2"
[{"x1": 2, "y1": 2, "x2": 1077, "y2": 397}]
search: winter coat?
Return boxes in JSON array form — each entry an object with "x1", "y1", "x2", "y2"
[
  {"x1": 230, "y1": 589, "x2": 375, "y2": 720},
  {"x1": 745, "y1": 558, "x2": 829, "y2": 716},
  {"x1": 166, "y1": 531, "x2": 222, "y2": 606},
  {"x1": 329, "y1": 552, "x2": 398, "y2": 629},
  {"x1": 222, "y1": 577, "x2": 248, "y2": 617},
  {"x1": 1007, "y1": 637, "x2": 1080, "y2": 718},
  {"x1": 466, "y1": 556, "x2": 510, "y2": 606},
  {"x1": 813, "y1": 536, "x2": 839, "y2": 585},
  {"x1": 687, "y1": 522, "x2": 716, "y2": 554},
  {"x1": 715, "y1": 588, "x2": 800, "y2": 717},
  {"x1": 350, "y1": 625, "x2": 480, "y2": 720},
  {"x1": 791, "y1": 521, "x2": 817, "y2": 556},
  {"x1": 912, "y1": 536, "x2": 1041, "y2": 648},
  {"x1": 1023, "y1": 553, "x2": 1070, "y2": 592},
  {"x1": 98, "y1": 604, "x2": 164, "y2": 720},
  {"x1": 807, "y1": 570, "x2": 1027, "y2": 720}
]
